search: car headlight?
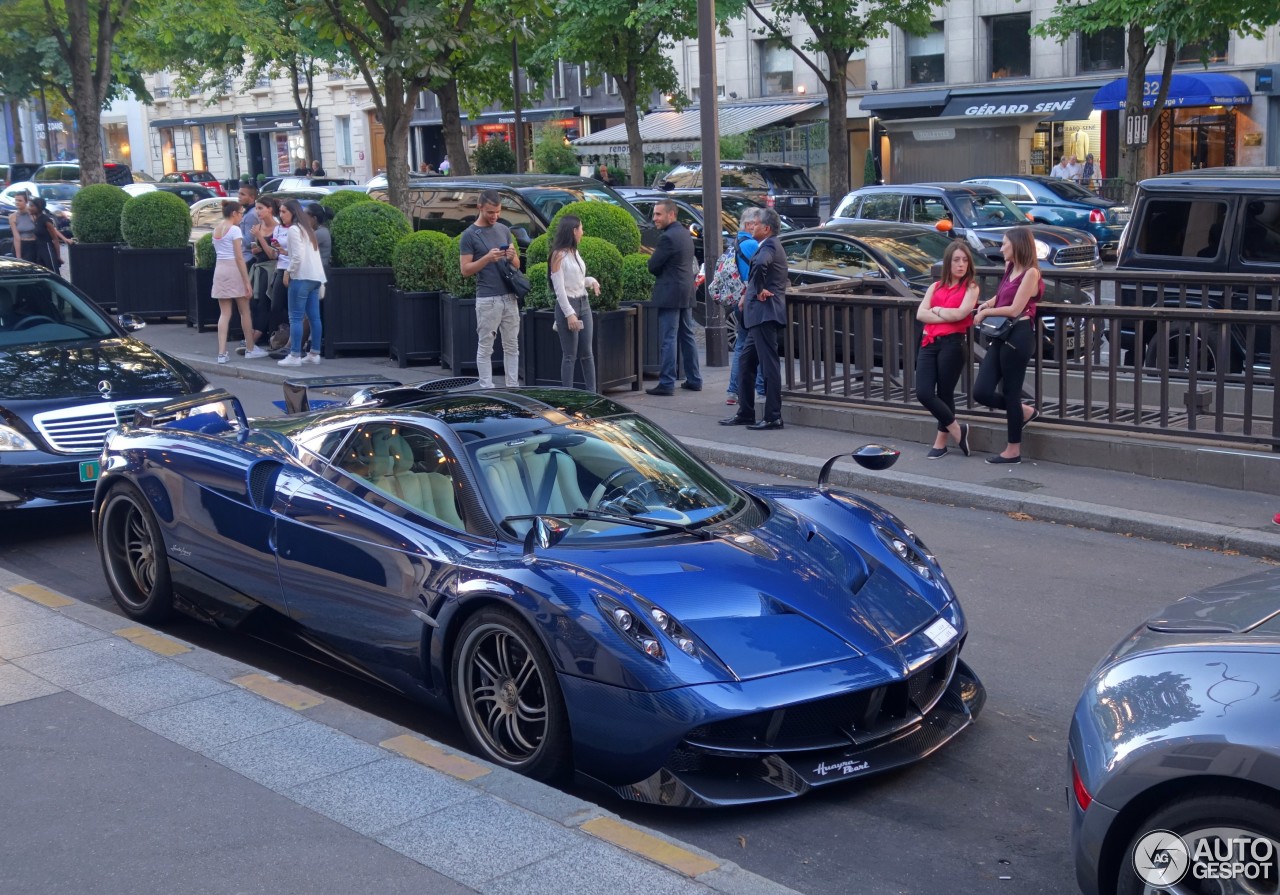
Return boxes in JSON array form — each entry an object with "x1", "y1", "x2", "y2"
[
  {"x1": 873, "y1": 523, "x2": 938, "y2": 580},
  {"x1": 1034, "y1": 239, "x2": 1051, "y2": 261},
  {"x1": 595, "y1": 592, "x2": 702, "y2": 660},
  {"x1": 0, "y1": 422, "x2": 38, "y2": 451}
]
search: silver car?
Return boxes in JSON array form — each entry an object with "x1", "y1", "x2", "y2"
[{"x1": 1069, "y1": 567, "x2": 1280, "y2": 894}]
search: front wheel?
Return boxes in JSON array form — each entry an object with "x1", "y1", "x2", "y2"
[
  {"x1": 451, "y1": 608, "x2": 571, "y2": 782},
  {"x1": 98, "y1": 483, "x2": 174, "y2": 622}
]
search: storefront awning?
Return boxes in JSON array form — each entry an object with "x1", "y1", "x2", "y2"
[
  {"x1": 1093, "y1": 73, "x2": 1252, "y2": 110},
  {"x1": 858, "y1": 89, "x2": 950, "y2": 114},
  {"x1": 148, "y1": 113, "x2": 239, "y2": 129},
  {"x1": 941, "y1": 86, "x2": 1100, "y2": 121},
  {"x1": 573, "y1": 100, "x2": 823, "y2": 151},
  {"x1": 239, "y1": 111, "x2": 307, "y2": 133},
  {"x1": 472, "y1": 106, "x2": 579, "y2": 125}
]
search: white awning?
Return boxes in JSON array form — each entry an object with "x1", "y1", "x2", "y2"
[{"x1": 574, "y1": 100, "x2": 823, "y2": 153}]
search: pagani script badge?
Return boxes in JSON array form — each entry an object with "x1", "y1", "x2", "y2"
[
  {"x1": 169, "y1": 543, "x2": 192, "y2": 558},
  {"x1": 813, "y1": 759, "x2": 870, "y2": 777}
]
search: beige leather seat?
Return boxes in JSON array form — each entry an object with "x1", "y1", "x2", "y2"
[
  {"x1": 369, "y1": 431, "x2": 464, "y2": 529},
  {"x1": 476, "y1": 443, "x2": 589, "y2": 524}
]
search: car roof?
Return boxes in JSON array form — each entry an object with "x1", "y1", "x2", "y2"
[
  {"x1": 412, "y1": 174, "x2": 607, "y2": 190},
  {"x1": 673, "y1": 160, "x2": 807, "y2": 171},
  {"x1": 0, "y1": 257, "x2": 58, "y2": 277},
  {"x1": 793, "y1": 221, "x2": 944, "y2": 239},
  {"x1": 855, "y1": 182, "x2": 997, "y2": 195},
  {"x1": 967, "y1": 175, "x2": 1058, "y2": 185},
  {"x1": 1139, "y1": 167, "x2": 1280, "y2": 191}
]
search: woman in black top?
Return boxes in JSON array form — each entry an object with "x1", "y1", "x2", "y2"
[{"x1": 28, "y1": 198, "x2": 74, "y2": 271}]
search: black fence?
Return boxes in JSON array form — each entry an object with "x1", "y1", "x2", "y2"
[{"x1": 782, "y1": 269, "x2": 1280, "y2": 450}]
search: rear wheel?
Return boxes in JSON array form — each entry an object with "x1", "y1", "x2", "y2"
[
  {"x1": 98, "y1": 483, "x2": 174, "y2": 622},
  {"x1": 1143, "y1": 327, "x2": 1219, "y2": 372}
]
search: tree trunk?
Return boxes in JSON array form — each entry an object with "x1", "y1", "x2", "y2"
[
  {"x1": 7, "y1": 101, "x2": 23, "y2": 162},
  {"x1": 823, "y1": 50, "x2": 850, "y2": 205},
  {"x1": 438, "y1": 79, "x2": 470, "y2": 176},
  {"x1": 64, "y1": 0, "x2": 105, "y2": 184},
  {"x1": 382, "y1": 75, "x2": 414, "y2": 214},
  {"x1": 1121, "y1": 23, "x2": 1152, "y2": 192},
  {"x1": 289, "y1": 57, "x2": 317, "y2": 165},
  {"x1": 619, "y1": 76, "x2": 644, "y2": 188}
]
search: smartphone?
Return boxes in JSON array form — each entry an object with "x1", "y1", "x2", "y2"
[{"x1": 499, "y1": 244, "x2": 510, "y2": 251}]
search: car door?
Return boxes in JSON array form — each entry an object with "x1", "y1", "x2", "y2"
[
  {"x1": 781, "y1": 237, "x2": 814, "y2": 285},
  {"x1": 274, "y1": 420, "x2": 475, "y2": 691}
]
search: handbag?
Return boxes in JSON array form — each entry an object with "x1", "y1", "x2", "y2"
[
  {"x1": 978, "y1": 316, "x2": 1015, "y2": 341},
  {"x1": 498, "y1": 261, "x2": 531, "y2": 306}
]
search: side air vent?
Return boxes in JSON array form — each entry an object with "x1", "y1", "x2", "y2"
[{"x1": 247, "y1": 461, "x2": 284, "y2": 509}]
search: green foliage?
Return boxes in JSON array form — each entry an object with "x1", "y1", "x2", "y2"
[
  {"x1": 522, "y1": 262, "x2": 555, "y2": 310},
  {"x1": 863, "y1": 149, "x2": 878, "y2": 187},
  {"x1": 446, "y1": 234, "x2": 476, "y2": 297},
  {"x1": 121, "y1": 191, "x2": 193, "y2": 249},
  {"x1": 620, "y1": 253, "x2": 655, "y2": 304},
  {"x1": 531, "y1": 124, "x2": 580, "y2": 175},
  {"x1": 393, "y1": 230, "x2": 454, "y2": 292},
  {"x1": 330, "y1": 201, "x2": 412, "y2": 268},
  {"x1": 319, "y1": 190, "x2": 374, "y2": 215},
  {"x1": 195, "y1": 233, "x2": 216, "y2": 269},
  {"x1": 473, "y1": 137, "x2": 517, "y2": 175},
  {"x1": 526, "y1": 234, "x2": 550, "y2": 268},
  {"x1": 643, "y1": 163, "x2": 669, "y2": 188},
  {"x1": 577, "y1": 236, "x2": 623, "y2": 311},
  {"x1": 717, "y1": 133, "x2": 750, "y2": 160},
  {"x1": 70, "y1": 184, "x2": 130, "y2": 244},
  {"x1": 548, "y1": 201, "x2": 641, "y2": 256}
]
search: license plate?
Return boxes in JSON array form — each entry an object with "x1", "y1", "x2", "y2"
[
  {"x1": 78, "y1": 460, "x2": 101, "y2": 482},
  {"x1": 1064, "y1": 336, "x2": 1076, "y2": 353}
]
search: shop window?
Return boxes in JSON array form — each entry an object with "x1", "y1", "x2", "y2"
[
  {"x1": 159, "y1": 127, "x2": 177, "y2": 174},
  {"x1": 1078, "y1": 27, "x2": 1124, "y2": 73},
  {"x1": 188, "y1": 125, "x2": 208, "y2": 171},
  {"x1": 1134, "y1": 198, "x2": 1226, "y2": 257},
  {"x1": 579, "y1": 64, "x2": 592, "y2": 97},
  {"x1": 907, "y1": 23, "x2": 945, "y2": 85},
  {"x1": 758, "y1": 39, "x2": 794, "y2": 96},
  {"x1": 1176, "y1": 29, "x2": 1229, "y2": 65},
  {"x1": 988, "y1": 14, "x2": 1031, "y2": 80},
  {"x1": 1241, "y1": 200, "x2": 1280, "y2": 264},
  {"x1": 103, "y1": 121, "x2": 131, "y2": 166}
]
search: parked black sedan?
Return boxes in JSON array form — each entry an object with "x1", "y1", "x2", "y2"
[{"x1": 0, "y1": 259, "x2": 212, "y2": 509}]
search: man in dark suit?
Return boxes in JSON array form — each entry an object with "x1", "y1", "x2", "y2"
[
  {"x1": 645, "y1": 199, "x2": 702, "y2": 395},
  {"x1": 721, "y1": 208, "x2": 787, "y2": 430}
]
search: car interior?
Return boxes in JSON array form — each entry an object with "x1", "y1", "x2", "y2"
[{"x1": 334, "y1": 423, "x2": 465, "y2": 529}]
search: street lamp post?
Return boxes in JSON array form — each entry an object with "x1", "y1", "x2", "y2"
[{"x1": 698, "y1": 0, "x2": 726, "y2": 367}]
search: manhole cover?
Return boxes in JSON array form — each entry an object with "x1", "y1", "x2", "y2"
[{"x1": 985, "y1": 477, "x2": 1044, "y2": 493}]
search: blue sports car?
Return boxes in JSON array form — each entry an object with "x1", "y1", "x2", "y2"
[{"x1": 93, "y1": 379, "x2": 984, "y2": 807}]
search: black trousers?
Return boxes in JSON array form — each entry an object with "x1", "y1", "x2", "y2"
[
  {"x1": 972, "y1": 319, "x2": 1034, "y2": 444},
  {"x1": 915, "y1": 333, "x2": 967, "y2": 431},
  {"x1": 736, "y1": 321, "x2": 783, "y2": 423}
]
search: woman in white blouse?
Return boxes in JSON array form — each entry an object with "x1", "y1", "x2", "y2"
[{"x1": 548, "y1": 215, "x2": 601, "y2": 391}]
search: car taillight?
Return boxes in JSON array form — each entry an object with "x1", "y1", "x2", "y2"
[
  {"x1": 1088, "y1": 209, "x2": 1106, "y2": 224},
  {"x1": 766, "y1": 195, "x2": 775, "y2": 208},
  {"x1": 1071, "y1": 759, "x2": 1092, "y2": 811}
]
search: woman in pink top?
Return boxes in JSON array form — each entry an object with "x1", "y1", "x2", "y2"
[
  {"x1": 973, "y1": 227, "x2": 1043, "y2": 464},
  {"x1": 915, "y1": 241, "x2": 980, "y2": 459}
]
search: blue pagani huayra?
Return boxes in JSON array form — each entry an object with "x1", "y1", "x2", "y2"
[{"x1": 92, "y1": 378, "x2": 984, "y2": 807}]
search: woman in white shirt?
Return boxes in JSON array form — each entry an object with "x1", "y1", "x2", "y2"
[
  {"x1": 548, "y1": 215, "x2": 601, "y2": 391},
  {"x1": 210, "y1": 201, "x2": 253, "y2": 364},
  {"x1": 277, "y1": 198, "x2": 327, "y2": 366}
]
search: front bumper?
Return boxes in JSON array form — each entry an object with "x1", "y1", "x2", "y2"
[{"x1": 0, "y1": 449, "x2": 97, "y2": 509}]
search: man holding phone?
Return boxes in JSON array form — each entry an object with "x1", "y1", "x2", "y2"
[{"x1": 460, "y1": 190, "x2": 521, "y2": 388}]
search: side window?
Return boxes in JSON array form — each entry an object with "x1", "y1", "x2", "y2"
[
  {"x1": 783, "y1": 238, "x2": 811, "y2": 265},
  {"x1": 1135, "y1": 199, "x2": 1227, "y2": 258},
  {"x1": 987, "y1": 180, "x2": 1031, "y2": 202},
  {"x1": 805, "y1": 239, "x2": 875, "y2": 275},
  {"x1": 662, "y1": 166, "x2": 700, "y2": 189},
  {"x1": 909, "y1": 196, "x2": 950, "y2": 225},
  {"x1": 403, "y1": 189, "x2": 530, "y2": 238},
  {"x1": 674, "y1": 205, "x2": 699, "y2": 229},
  {"x1": 193, "y1": 204, "x2": 223, "y2": 229},
  {"x1": 831, "y1": 194, "x2": 860, "y2": 219},
  {"x1": 1241, "y1": 199, "x2": 1280, "y2": 264},
  {"x1": 332, "y1": 423, "x2": 464, "y2": 529},
  {"x1": 858, "y1": 193, "x2": 904, "y2": 221},
  {"x1": 727, "y1": 166, "x2": 768, "y2": 190}
]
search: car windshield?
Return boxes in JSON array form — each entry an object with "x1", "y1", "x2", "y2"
[
  {"x1": 950, "y1": 191, "x2": 1029, "y2": 227},
  {"x1": 467, "y1": 414, "x2": 746, "y2": 541},
  {"x1": 37, "y1": 183, "x2": 79, "y2": 201},
  {"x1": 763, "y1": 168, "x2": 816, "y2": 192},
  {"x1": 857, "y1": 230, "x2": 957, "y2": 281},
  {"x1": 518, "y1": 186, "x2": 649, "y2": 227},
  {"x1": 0, "y1": 276, "x2": 115, "y2": 348}
]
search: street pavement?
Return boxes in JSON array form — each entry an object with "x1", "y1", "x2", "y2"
[{"x1": 4, "y1": 318, "x2": 1276, "y2": 895}]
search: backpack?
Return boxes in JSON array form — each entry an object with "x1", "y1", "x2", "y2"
[{"x1": 708, "y1": 239, "x2": 747, "y2": 309}]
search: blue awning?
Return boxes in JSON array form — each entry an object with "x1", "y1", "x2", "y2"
[{"x1": 1093, "y1": 73, "x2": 1252, "y2": 110}]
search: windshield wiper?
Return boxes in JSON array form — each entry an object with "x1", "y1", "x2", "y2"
[{"x1": 502, "y1": 508, "x2": 715, "y2": 540}]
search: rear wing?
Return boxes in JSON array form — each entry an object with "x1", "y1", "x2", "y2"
[
  {"x1": 281, "y1": 375, "x2": 483, "y2": 414},
  {"x1": 282, "y1": 375, "x2": 403, "y2": 414},
  {"x1": 132, "y1": 389, "x2": 248, "y2": 437}
]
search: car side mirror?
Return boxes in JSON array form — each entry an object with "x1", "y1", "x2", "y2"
[
  {"x1": 817, "y1": 445, "x2": 901, "y2": 489},
  {"x1": 522, "y1": 516, "x2": 571, "y2": 561},
  {"x1": 117, "y1": 314, "x2": 146, "y2": 332},
  {"x1": 689, "y1": 224, "x2": 701, "y2": 239},
  {"x1": 935, "y1": 219, "x2": 953, "y2": 233}
]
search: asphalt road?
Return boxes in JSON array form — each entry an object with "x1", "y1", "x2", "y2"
[{"x1": 1, "y1": 369, "x2": 1270, "y2": 894}]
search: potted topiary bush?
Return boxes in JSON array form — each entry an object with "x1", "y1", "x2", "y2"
[
  {"x1": 69, "y1": 183, "x2": 130, "y2": 310},
  {"x1": 186, "y1": 232, "x2": 221, "y2": 332},
  {"x1": 619, "y1": 251, "x2": 663, "y2": 376},
  {"x1": 323, "y1": 201, "x2": 412, "y2": 358},
  {"x1": 319, "y1": 190, "x2": 373, "y2": 217},
  {"x1": 519, "y1": 236, "x2": 640, "y2": 392},
  {"x1": 389, "y1": 230, "x2": 453, "y2": 367},
  {"x1": 547, "y1": 201, "x2": 642, "y2": 257},
  {"x1": 439, "y1": 232, "x2": 501, "y2": 376},
  {"x1": 115, "y1": 190, "x2": 194, "y2": 319}
]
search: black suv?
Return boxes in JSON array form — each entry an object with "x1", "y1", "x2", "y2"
[
  {"x1": 1115, "y1": 167, "x2": 1279, "y2": 373},
  {"x1": 657, "y1": 161, "x2": 821, "y2": 227},
  {"x1": 830, "y1": 183, "x2": 1101, "y2": 270},
  {"x1": 369, "y1": 174, "x2": 657, "y2": 250}
]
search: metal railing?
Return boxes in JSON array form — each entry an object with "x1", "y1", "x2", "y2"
[{"x1": 782, "y1": 270, "x2": 1280, "y2": 449}]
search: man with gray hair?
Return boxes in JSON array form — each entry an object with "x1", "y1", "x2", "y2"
[{"x1": 721, "y1": 207, "x2": 787, "y2": 430}]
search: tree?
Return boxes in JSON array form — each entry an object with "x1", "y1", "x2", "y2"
[
  {"x1": 532, "y1": 123, "x2": 579, "y2": 174},
  {"x1": 745, "y1": 0, "x2": 941, "y2": 203},
  {"x1": 1036, "y1": 0, "x2": 1280, "y2": 187}
]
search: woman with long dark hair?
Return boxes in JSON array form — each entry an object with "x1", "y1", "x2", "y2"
[
  {"x1": 548, "y1": 215, "x2": 601, "y2": 391},
  {"x1": 210, "y1": 200, "x2": 253, "y2": 364},
  {"x1": 915, "y1": 240, "x2": 980, "y2": 458},
  {"x1": 28, "y1": 197, "x2": 73, "y2": 271},
  {"x1": 277, "y1": 198, "x2": 326, "y2": 366},
  {"x1": 972, "y1": 227, "x2": 1043, "y2": 464}
]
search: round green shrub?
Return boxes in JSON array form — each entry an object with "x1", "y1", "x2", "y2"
[
  {"x1": 548, "y1": 201, "x2": 640, "y2": 256},
  {"x1": 330, "y1": 201, "x2": 411, "y2": 268},
  {"x1": 620, "y1": 252, "x2": 654, "y2": 304},
  {"x1": 578, "y1": 236, "x2": 623, "y2": 311},
  {"x1": 473, "y1": 137, "x2": 516, "y2": 174},
  {"x1": 194, "y1": 232, "x2": 216, "y2": 269},
  {"x1": 319, "y1": 190, "x2": 373, "y2": 216},
  {"x1": 393, "y1": 230, "x2": 454, "y2": 292},
  {"x1": 71, "y1": 183, "x2": 130, "y2": 244},
  {"x1": 523, "y1": 262, "x2": 555, "y2": 310},
  {"x1": 526, "y1": 234, "x2": 550, "y2": 268},
  {"x1": 445, "y1": 234, "x2": 476, "y2": 297},
  {"x1": 121, "y1": 190, "x2": 193, "y2": 249}
]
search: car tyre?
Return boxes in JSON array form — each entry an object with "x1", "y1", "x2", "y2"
[
  {"x1": 1115, "y1": 792, "x2": 1280, "y2": 895},
  {"x1": 1142, "y1": 327, "x2": 1218, "y2": 373},
  {"x1": 451, "y1": 607, "x2": 571, "y2": 782},
  {"x1": 98, "y1": 483, "x2": 174, "y2": 622}
]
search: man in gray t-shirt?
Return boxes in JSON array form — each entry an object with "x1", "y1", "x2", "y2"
[{"x1": 459, "y1": 190, "x2": 521, "y2": 388}]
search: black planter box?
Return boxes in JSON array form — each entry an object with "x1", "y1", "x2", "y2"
[
  {"x1": 186, "y1": 266, "x2": 243, "y2": 339},
  {"x1": 114, "y1": 246, "x2": 194, "y2": 319},
  {"x1": 628, "y1": 300, "x2": 667, "y2": 379},
  {"x1": 389, "y1": 288, "x2": 442, "y2": 367},
  {"x1": 519, "y1": 305, "x2": 640, "y2": 392},
  {"x1": 69, "y1": 242, "x2": 120, "y2": 311},
  {"x1": 321, "y1": 266, "x2": 395, "y2": 358},
  {"x1": 439, "y1": 292, "x2": 503, "y2": 375}
]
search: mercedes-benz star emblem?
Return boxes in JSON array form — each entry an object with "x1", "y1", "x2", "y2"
[
  {"x1": 98, "y1": 380, "x2": 113, "y2": 398},
  {"x1": 1133, "y1": 829, "x2": 1190, "y2": 887}
]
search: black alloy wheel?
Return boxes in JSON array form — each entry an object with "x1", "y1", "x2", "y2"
[{"x1": 98, "y1": 483, "x2": 174, "y2": 622}]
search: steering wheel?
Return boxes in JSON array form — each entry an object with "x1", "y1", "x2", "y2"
[
  {"x1": 14, "y1": 315, "x2": 57, "y2": 330},
  {"x1": 589, "y1": 467, "x2": 683, "y2": 517}
]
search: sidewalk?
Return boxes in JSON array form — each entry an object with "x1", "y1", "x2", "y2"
[
  {"x1": 140, "y1": 321, "x2": 1280, "y2": 559},
  {"x1": 0, "y1": 571, "x2": 796, "y2": 895}
]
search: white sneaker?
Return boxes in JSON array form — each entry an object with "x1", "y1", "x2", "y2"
[
  {"x1": 303, "y1": 352, "x2": 322, "y2": 364},
  {"x1": 244, "y1": 346, "x2": 270, "y2": 359},
  {"x1": 217, "y1": 352, "x2": 228, "y2": 364},
  {"x1": 277, "y1": 354, "x2": 303, "y2": 367}
]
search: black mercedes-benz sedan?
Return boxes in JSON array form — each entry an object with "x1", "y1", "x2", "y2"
[{"x1": 0, "y1": 258, "x2": 211, "y2": 509}]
